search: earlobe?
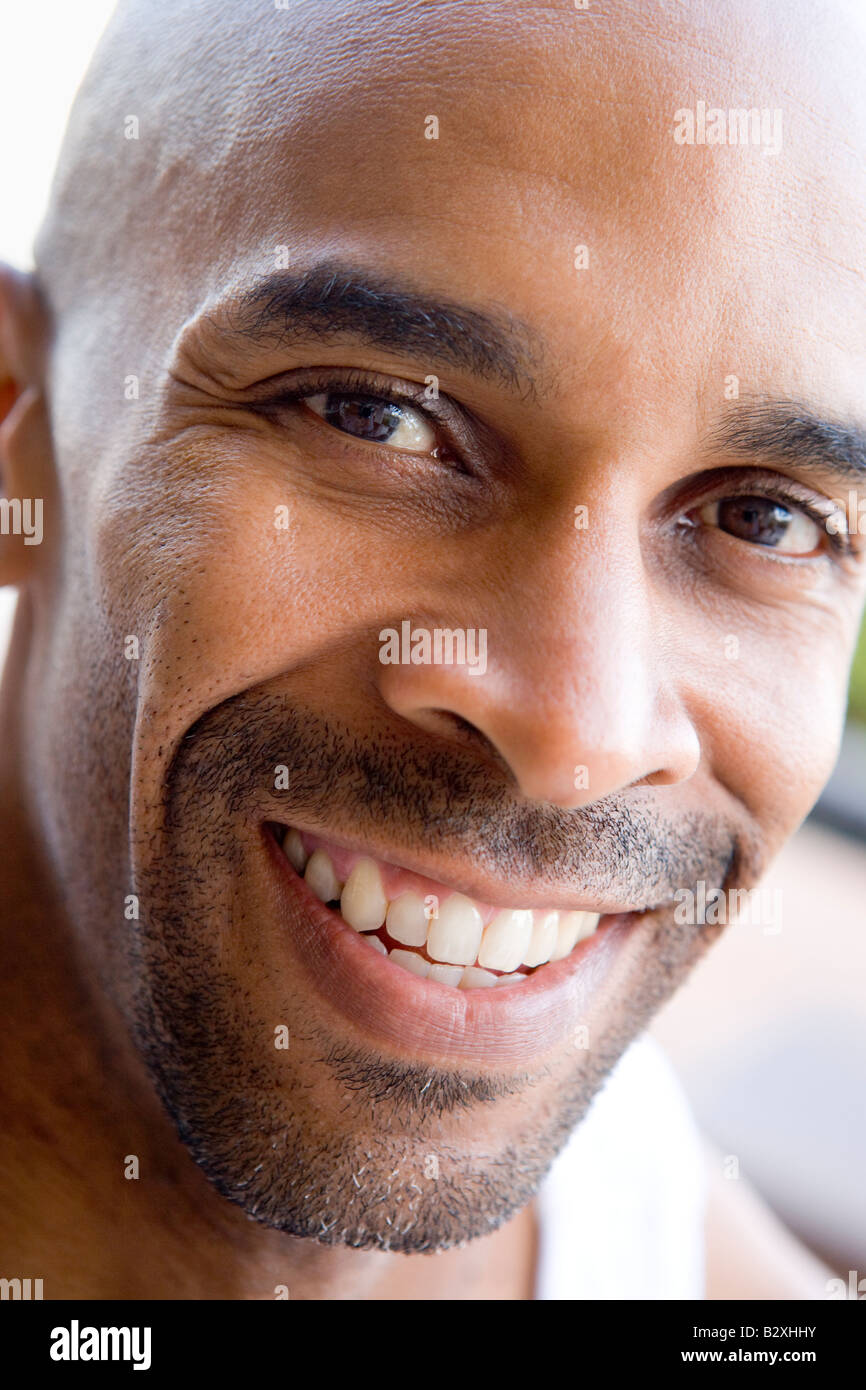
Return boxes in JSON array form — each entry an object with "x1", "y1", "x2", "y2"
[{"x1": 0, "y1": 264, "x2": 54, "y2": 588}]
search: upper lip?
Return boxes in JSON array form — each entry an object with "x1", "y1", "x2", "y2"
[{"x1": 266, "y1": 818, "x2": 653, "y2": 917}]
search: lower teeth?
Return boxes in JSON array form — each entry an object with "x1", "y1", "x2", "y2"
[{"x1": 359, "y1": 930, "x2": 530, "y2": 989}]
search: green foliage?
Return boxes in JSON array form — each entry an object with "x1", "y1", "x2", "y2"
[{"x1": 849, "y1": 612, "x2": 866, "y2": 724}]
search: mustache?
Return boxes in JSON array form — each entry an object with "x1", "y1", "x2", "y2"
[{"x1": 169, "y1": 690, "x2": 762, "y2": 909}]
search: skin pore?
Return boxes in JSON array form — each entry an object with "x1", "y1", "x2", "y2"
[{"x1": 0, "y1": 0, "x2": 865, "y2": 1298}]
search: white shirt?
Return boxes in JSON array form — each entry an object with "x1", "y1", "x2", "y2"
[{"x1": 534, "y1": 1034, "x2": 706, "y2": 1298}]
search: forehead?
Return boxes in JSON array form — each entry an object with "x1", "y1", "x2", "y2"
[{"x1": 54, "y1": 0, "x2": 866, "y2": 425}]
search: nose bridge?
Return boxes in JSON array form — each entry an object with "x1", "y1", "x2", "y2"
[
  {"x1": 533, "y1": 583, "x2": 653, "y2": 751},
  {"x1": 491, "y1": 548, "x2": 671, "y2": 796},
  {"x1": 377, "y1": 519, "x2": 701, "y2": 808}
]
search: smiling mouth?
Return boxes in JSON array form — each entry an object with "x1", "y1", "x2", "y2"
[{"x1": 267, "y1": 821, "x2": 629, "y2": 990}]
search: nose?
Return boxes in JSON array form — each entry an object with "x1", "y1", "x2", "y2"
[{"x1": 376, "y1": 532, "x2": 701, "y2": 810}]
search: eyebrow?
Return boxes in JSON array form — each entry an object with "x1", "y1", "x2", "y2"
[
  {"x1": 217, "y1": 268, "x2": 866, "y2": 486},
  {"x1": 705, "y1": 399, "x2": 866, "y2": 485},
  {"x1": 222, "y1": 259, "x2": 546, "y2": 399}
]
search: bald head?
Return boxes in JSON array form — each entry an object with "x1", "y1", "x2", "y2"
[{"x1": 36, "y1": 0, "x2": 866, "y2": 320}]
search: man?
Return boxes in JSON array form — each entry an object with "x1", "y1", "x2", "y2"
[{"x1": 0, "y1": 0, "x2": 862, "y2": 1299}]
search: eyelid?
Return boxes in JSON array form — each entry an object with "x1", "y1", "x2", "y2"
[
  {"x1": 253, "y1": 366, "x2": 472, "y2": 462},
  {"x1": 697, "y1": 496, "x2": 824, "y2": 558},
  {"x1": 252, "y1": 366, "x2": 493, "y2": 477},
  {"x1": 677, "y1": 468, "x2": 855, "y2": 559}
]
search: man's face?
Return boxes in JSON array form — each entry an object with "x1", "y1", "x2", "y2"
[{"x1": 19, "y1": 0, "x2": 866, "y2": 1248}]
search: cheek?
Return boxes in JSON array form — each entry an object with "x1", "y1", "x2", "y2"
[
  {"x1": 87, "y1": 446, "x2": 447, "y2": 733},
  {"x1": 687, "y1": 614, "x2": 851, "y2": 847}
]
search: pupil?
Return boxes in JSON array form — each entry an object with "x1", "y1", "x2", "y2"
[
  {"x1": 717, "y1": 496, "x2": 791, "y2": 546},
  {"x1": 324, "y1": 393, "x2": 402, "y2": 442}
]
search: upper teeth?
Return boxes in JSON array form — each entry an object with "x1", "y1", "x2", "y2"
[
  {"x1": 280, "y1": 828, "x2": 602, "y2": 988},
  {"x1": 385, "y1": 892, "x2": 429, "y2": 947},
  {"x1": 478, "y1": 908, "x2": 533, "y2": 972},
  {"x1": 426, "y1": 894, "x2": 484, "y2": 966},
  {"x1": 340, "y1": 856, "x2": 388, "y2": 932},
  {"x1": 303, "y1": 848, "x2": 343, "y2": 905}
]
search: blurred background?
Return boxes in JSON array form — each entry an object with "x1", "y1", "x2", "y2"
[
  {"x1": 652, "y1": 637, "x2": 866, "y2": 1279},
  {"x1": 2, "y1": 0, "x2": 864, "y2": 1283}
]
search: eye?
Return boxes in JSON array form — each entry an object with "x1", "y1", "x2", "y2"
[
  {"x1": 301, "y1": 391, "x2": 438, "y2": 454},
  {"x1": 698, "y1": 495, "x2": 823, "y2": 556}
]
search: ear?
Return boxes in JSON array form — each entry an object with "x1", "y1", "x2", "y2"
[{"x1": 0, "y1": 263, "x2": 53, "y2": 586}]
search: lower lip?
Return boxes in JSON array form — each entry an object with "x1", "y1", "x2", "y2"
[{"x1": 264, "y1": 829, "x2": 648, "y2": 1067}]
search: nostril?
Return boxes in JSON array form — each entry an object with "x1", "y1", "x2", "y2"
[
  {"x1": 440, "y1": 710, "x2": 488, "y2": 745},
  {"x1": 632, "y1": 767, "x2": 683, "y2": 789},
  {"x1": 416, "y1": 708, "x2": 508, "y2": 766}
]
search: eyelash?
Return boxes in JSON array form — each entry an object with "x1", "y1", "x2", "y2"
[
  {"x1": 680, "y1": 478, "x2": 853, "y2": 560},
  {"x1": 262, "y1": 366, "x2": 459, "y2": 458},
  {"x1": 260, "y1": 369, "x2": 856, "y2": 560}
]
